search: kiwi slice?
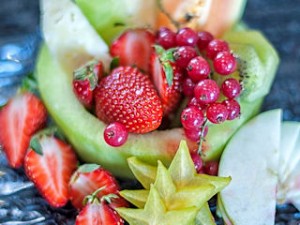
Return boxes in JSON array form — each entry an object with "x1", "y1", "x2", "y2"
[{"x1": 223, "y1": 30, "x2": 280, "y2": 102}]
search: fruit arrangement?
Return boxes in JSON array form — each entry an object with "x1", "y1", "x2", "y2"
[{"x1": 0, "y1": 0, "x2": 299, "y2": 224}]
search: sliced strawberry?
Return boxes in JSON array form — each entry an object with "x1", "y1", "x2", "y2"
[
  {"x1": 0, "y1": 92, "x2": 47, "y2": 168},
  {"x1": 73, "y1": 60, "x2": 104, "y2": 108},
  {"x1": 110, "y1": 28, "x2": 155, "y2": 73},
  {"x1": 94, "y1": 66, "x2": 163, "y2": 134},
  {"x1": 75, "y1": 197, "x2": 124, "y2": 225},
  {"x1": 69, "y1": 164, "x2": 128, "y2": 210},
  {"x1": 24, "y1": 135, "x2": 78, "y2": 208},
  {"x1": 150, "y1": 50, "x2": 183, "y2": 115}
]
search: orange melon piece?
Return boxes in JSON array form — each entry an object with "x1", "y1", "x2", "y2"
[{"x1": 157, "y1": 0, "x2": 247, "y2": 36}]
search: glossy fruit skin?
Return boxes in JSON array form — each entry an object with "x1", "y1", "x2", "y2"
[
  {"x1": 156, "y1": 27, "x2": 176, "y2": 49},
  {"x1": 24, "y1": 136, "x2": 78, "y2": 208},
  {"x1": 187, "y1": 56, "x2": 211, "y2": 82},
  {"x1": 176, "y1": 27, "x2": 198, "y2": 47},
  {"x1": 181, "y1": 106, "x2": 205, "y2": 131},
  {"x1": 104, "y1": 122, "x2": 128, "y2": 147},
  {"x1": 69, "y1": 164, "x2": 128, "y2": 210},
  {"x1": 150, "y1": 53, "x2": 183, "y2": 115},
  {"x1": 73, "y1": 79, "x2": 93, "y2": 108},
  {"x1": 222, "y1": 99, "x2": 241, "y2": 120},
  {"x1": 75, "y1": 201, "x2": 124, "y2": 225},
  {"x1": 206, "y1": 39, "x2": 229, "y2": 59},
  {"x1": 182, "y1": 77, "x2": 196, "y2": 97},
  {"x1": 110, "y1": 28, "x2": 155, "y2": 72},
  {"x1": 94, "y1": 66, "x2": 163, "y2": 134},
  {"x1": 194, "y1": 79, "x2": 220, "y2": 104},
  {"x1": 221, "y1": 78, "x2": 241, "y2": 99},
  {"x1": 206, "y1": 103, "x2": 229, "y2": 124},
  {"x1": 197, "y1": 31, "x2": 214, "y2": 50},
  {"x1": 0, "y1": 92, "x2": 47, "y2": 168},
  {"x1": 213, "y1": 51, "x2": 237, "y2": 75},
  {"x1": 204, "y1": 161, "x2": 219, "y2": 176},
  {"x1": 191, "y1": 152, "x2": 204, "y2": 174},
  {"x1": 173, "y1": 46, "x2": 198, "y2": 68}
]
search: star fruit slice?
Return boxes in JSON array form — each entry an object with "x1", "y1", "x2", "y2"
[{"x1": 120, "y1": 141, "x2": 231, "y2": 224}]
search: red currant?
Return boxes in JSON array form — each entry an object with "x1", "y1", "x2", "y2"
[
  {"x1": 213, "y1": 51, "x2": 237, "y2": 75},
  {"x1": 206, "y1": 103, "x2": 229, "y2": 124},
  {"x1": 181, "y1": 106, "x2": 205, "y2": 131},
  {"x1": 156, "y1": 27, "x2": 176, "y2": 49},
  {"x1": 104, "y1": 122, "x2": 128, "y2": 147},
  {"x1": 204, "y1": 161, "x2": 219, "y2": 176},
  {"x1": 194, "y1": 79, "x2": 220, "y2": 104},
  {"x1": 197, "y1": 31, "x2": 214, "y2": 50},
  {"x1": 187, "y1": 97, "x2": 205, "y2": 110},
  {"x1": 184, "y1": 126, "x2": 208, "y2": 142},
  {"x1": 182, "y1": 77, "x2": 196, "y2": 97},
  {"x1": 221, "y1": 78, "x2": 241, "y2": 99},
  {"x1": 176, "y1": 27, "x2": 198, "y2": 47},
  {"x1": 206, "y1": 39, "x2": 229, "y2": 59},
  {"x1": 187, "y1": 56, "x2": 211, "y2": 82},
  {"x1": 222, "y1": 99, "x2": 241, "y2": 120},
  {"x1": 173, "y1": 46, "x2": 198, "y2": 68},
  {"x1": 190, "y1": 152, "x2": 204, "y2": 173}
]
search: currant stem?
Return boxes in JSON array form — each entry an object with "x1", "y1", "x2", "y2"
[{"x1": 198, "y1": 118, "x2": 208, "y2": 156}]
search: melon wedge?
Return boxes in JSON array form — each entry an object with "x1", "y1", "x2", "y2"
[
  {"x1": 36, "y1": 46, "x2": 194, "y2": 178},
  {"x1": 218, "y1": 109, "x2": 281, "y2": 224},
  {"x1": 157, "y1": 0, "x2": 247, "y2": 37},
  {"x1": 40, "y1": 0, "x2": 111, "y2": 71}
]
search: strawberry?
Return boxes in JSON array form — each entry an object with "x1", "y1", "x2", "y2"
[
  {"x1": 75, "y1": 193, "x2": 124, "y2": 225},
  {"x1": 94, "y1": 66, "x2": 163, "y2": 134},
  {"x1": 69, "y1": 164, "x2": 128, "y2": 210},
  {"x1": 24, "y1": 135, "x2": 78, "y2": 207},
  {"x1": 73, "y1": 60, "x2": 104, "y2": 108},
  {"x1": 0, "y1": 92, "x2": 47, "y2": 168},
  {"x1": 150, "y1": 46, "x2": 184, "y2": 115},
  {"x1": 110, "y1": 28, "x2": 155, "y2": 73}
]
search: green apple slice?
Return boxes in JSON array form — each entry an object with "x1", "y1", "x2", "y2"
[
  {"x1": 277, "y1": 122, "x2": 300, "y2": 183},
  {"x1": 281, "y1": 127, "x2": 300, "y2": 183},
  {"x1": 218, "y1": 109, "x2": 281, "y2": 224}
]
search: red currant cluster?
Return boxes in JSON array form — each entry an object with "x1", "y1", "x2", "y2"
[{"x1": 156, "y1": 27, "x2": 242, "y2": 144}]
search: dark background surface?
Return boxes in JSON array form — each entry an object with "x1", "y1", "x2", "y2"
[{"x1": 0, "y1": 0, "x2": 300, "y2": 224}]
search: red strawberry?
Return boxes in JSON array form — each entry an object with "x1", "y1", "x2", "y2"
[
  {"x1": 0, "y1": 92, "x2": 47, "y2": 168},
  {"x1": 150, "y1": 50, "x2": 183, "y2": 115},
  {"x1": 94, "y1": 66, "x2": 163, "y2": 134},
  {"x1": 73, "y1": 60, "x2": 104, "y2": 108},
  {"x1": 24, "y1": 135, "x2": 78, "y2": 207},
  {"x1": 69, "y1": 164, "x2": 128, "y2": 210},
  {"x1": 75, "y1": 194, "x2": 124, "y2": 225},
  {"x1": 110, "y1": 28, "x2": 155, "y2": 73}
]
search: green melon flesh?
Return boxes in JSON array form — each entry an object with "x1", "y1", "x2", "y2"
[
  {"x1": 75, "y1": 0, "x2": 157, "y2": 44},
  {"x1": 36, "y1": 46, "x2": 191, "y2": 178}
]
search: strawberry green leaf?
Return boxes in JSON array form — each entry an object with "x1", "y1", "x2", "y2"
[
  {"x1": 30, "y1": 136, "x2": 43, "y2": 155},
  {"x1": 78, "y1": 163, "x2": 101, "y2": 173},
  {"x1": 163, "y1": 62, "x2": 174, "y2": 86},
  {"x1": 153, "y1": 45, "x2": 165, "y2": 56}
]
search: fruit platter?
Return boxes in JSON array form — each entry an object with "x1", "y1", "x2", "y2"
[{"x1": 0, "y1": 0, "x2": 300, "y2": 224}]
